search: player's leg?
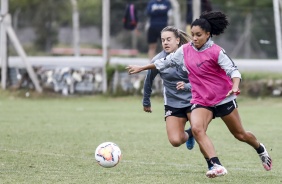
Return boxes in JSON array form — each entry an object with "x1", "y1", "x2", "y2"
[
  {"x1": 165, "y1": 106, "x2": 195, "y2": 148},
  {"x1": 221, "y1": 107, "x2": 272, "y2": 171},
  {"x1": 190, "y1": 106, "x2": 227, "y2": 178},
  {"x1": 166, "y1": 116, "x2": 188, "y2": 147},
  {"x1": 185, "y1": 112, "x2": 195, "y2": 150},
  {"x1": 221, "y1": 108, "x2": 259, "y2": 147},
  {"x1": 147, "y1": 27, "x2": 158, "y2": 61},
  {"x1": 190, "y1": 107, "x2": 215, "y2": 158},
  {"x1": 187, "y1": 111, "x2": 213, "y2": 169},
  {"x1": 148, "y1": 43, "x2": 157, "y2": 61}
]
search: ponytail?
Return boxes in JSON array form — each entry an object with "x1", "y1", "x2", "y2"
[{"x1": 191, "y1": 11, "x2": 229, "y2": 37}]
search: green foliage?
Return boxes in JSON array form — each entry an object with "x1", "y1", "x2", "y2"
[
  {"x1": 106, "y1": 64, "x2": 126, "y2": 83},
  {"x1": 211, "y1": 0, "x2": 276, "y2": 58},
  {"x1": 241, "y1": 72, "x2": 282, "y2": 80},
  {"x1": 9, "y1": 0, "x2": 101, "y2": 52},
  {"x1": 213, "y1": 0, "x2": 272, "y2": 7},
  {"x1": 239, "y1": 72, "x2": 282, "y2": 97},
  {"x1": 10, "y1": 0, "x2": 70, "y2": 27},
  {"x1": 10, "y1": 0, "x2": 41, "y2": 11},
  {"x1": 10, "y1": 0, "x2": 102, "y2": 27},
  {"x1": 0, "y1": 93, "x2": 281, "y2": 183},
  {"x1": 33, "y1": 1, "x2": 69, "y2": 51},
  {"x1": 9, "y1": 0, "x2": 70, "y2": 52},
  {"x1": 78, "y1": 0, "x2": 102, "y2": 26},
  {"x1": 106, "y1": 64, "x2": 127, "y2": 93}
]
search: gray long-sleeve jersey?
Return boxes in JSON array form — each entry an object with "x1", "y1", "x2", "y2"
[{"x1": 142, "y1": 50, "x2": 192, "y2": 108}]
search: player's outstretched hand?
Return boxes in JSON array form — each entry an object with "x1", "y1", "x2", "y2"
[{"x1": 126, "y1": 65, "x2": 142, "y2": 74}]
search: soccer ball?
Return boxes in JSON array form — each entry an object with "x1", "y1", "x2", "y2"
[{"x1": 95, "y1": 142, "x2": 122, "y2": 168}]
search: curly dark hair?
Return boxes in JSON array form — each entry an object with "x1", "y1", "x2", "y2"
[{"x1": 191, "y1": 11, "x2": 229, "y2": 37}]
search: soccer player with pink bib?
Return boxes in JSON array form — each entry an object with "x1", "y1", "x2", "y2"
[{"x1": 126, "y1": 11, "x2": 272, "y2": 178}]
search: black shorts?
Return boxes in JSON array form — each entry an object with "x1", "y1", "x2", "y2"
[
  {"x1": 147, "y1": 26, "x2": 164, "y2": 44},
  {"x1": 190, "y1": 100, "x2": 238, "y2": 119},
  {"x1": 164, "y1": 105, "x2": 192, "y2": 121}
]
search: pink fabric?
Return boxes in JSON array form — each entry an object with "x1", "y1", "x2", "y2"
[
  {"x1": 183, "y1": 43, "x2": 233, "y2": 106},
  {"x1": 129, "y1": 4, "x2": 135, "y2": 22}
]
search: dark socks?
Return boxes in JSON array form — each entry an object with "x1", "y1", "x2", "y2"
[
  {"x1": 256, "y1": 143, "x2": 265, "y2": 154},
  {"x1": 185, "y1": 128, "x2": 193, "y2": 138},
  {"x1": 210, "y1": 157, "x2": 221, "y2": 166},
  {"x1": 205, "y1": 158, "x2": 213, "y2": 169}
]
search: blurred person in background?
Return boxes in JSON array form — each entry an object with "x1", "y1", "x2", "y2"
[{"x1": 146, "y1": 0, "x2": 171, "y2": 60}]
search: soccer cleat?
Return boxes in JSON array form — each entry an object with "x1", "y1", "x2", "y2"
[
  {"x1": 185, "y1": 132, "x2": 195, "y2": 150},
  {"x1": 258, "y1": 143, "x2": 272, "y2": 171},
  {"x1": 206, "y1": 164, "x2": 227, "y2": 178}
]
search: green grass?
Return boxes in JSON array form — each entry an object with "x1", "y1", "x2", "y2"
[
  {"x1": 0, "y1": 90, "x2": 281, "y2": 184},
  {"x1": 241, "y1": 72, "x2": 282, "y2": 80}
]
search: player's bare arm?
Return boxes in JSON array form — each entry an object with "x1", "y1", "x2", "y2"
[{"x1": 226, "y1": 77, "x2": 241, "y2": 96}]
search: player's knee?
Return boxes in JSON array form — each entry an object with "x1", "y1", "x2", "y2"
[
  {"x1": 191, "y1": 126, "x2": 205, "y2": 138},
  {"x1": 233, "y1": 132, "x2": 247, "y2": 142},
  {"x1": 169, "y1": 137, "x2": 183, "y2": 147},
  {"x1": 170, "y1": 141, "x2": 182, "y2": 147}
]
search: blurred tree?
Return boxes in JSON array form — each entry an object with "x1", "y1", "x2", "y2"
[
  {"x1": 10, "y1": 0, "x2": 41, "y2": 27},
  {"x1": 9, "y1": 0, "x2": 69, "y2": 52},
  {"x1": 9, "y1": 0, "x2": 101, "y2": 52},
  {"x1": 32, "y1": 0, "x2": 69, "y2": 52},
  {"x1": 212, "y1": 0, "x2": 276, "y2": 58},
  {"x1": 78, "y1": 0, "x2": 101, "y2": 26},
  {"x1": 9, "y1": 0, "x2": 102, "y2": 27}
]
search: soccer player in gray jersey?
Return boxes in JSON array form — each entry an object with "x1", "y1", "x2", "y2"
[{"x1": 141, "y1": 26, "x2": 195, "y2": 150}]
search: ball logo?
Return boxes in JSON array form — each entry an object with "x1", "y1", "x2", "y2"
[{"x1": 97, "y1": 144, "x2": 114, "y2": 162}]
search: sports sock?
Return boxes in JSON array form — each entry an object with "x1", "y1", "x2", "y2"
[
  {"x1": 210, "y1": 157, "x2": 221, "y2": 166},
  {"x1": 256, "y1": 143, "x2": 265, "y2": 154},
  {"x1": 205, "y1": 158, "x2": 213, "y2": 169},
  {"x1": 185, "y1": 128, "x2": 193, "y2": 138}
]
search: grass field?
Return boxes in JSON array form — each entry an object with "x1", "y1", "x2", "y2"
[{"x1": 0, "y1": 90, "x2": 281, "y2": 184}]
